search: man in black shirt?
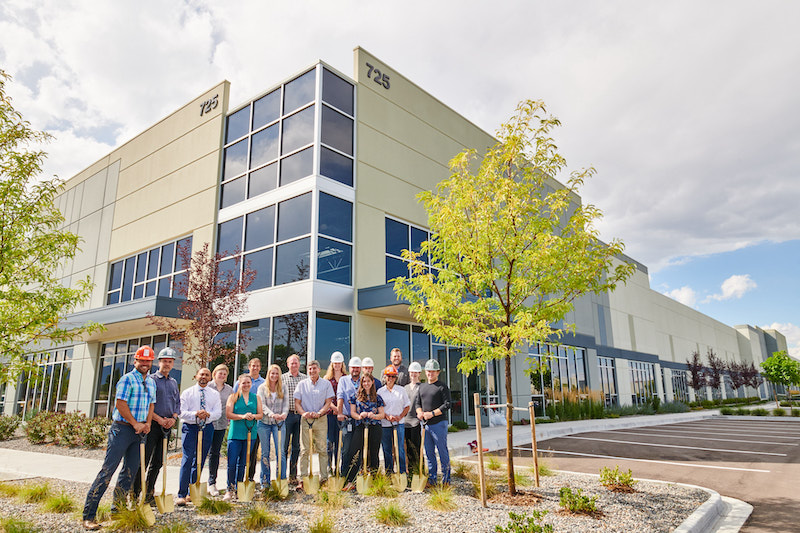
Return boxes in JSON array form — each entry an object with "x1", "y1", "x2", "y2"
[{"x1": 413, "y1": 359, "x2": 451, "y2": 486}]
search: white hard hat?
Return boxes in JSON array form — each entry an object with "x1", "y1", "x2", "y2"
[
  {"x1": 408, "y1": 361, "x2": 422, "y2": 373},
  {"x1": 158, "y1": 347, "x2": 178, "y2": 360},
  {"x1": 331, "y1": 351, "x2": 344, "y2": 363},
  {"x1": 424, "y1": 359, "x2": 441, "y2": 371},
  {"x1": 349, "y1": 357, "x2": 362, "y2": 367},
  {"x1": 362, "y1": 357, "x2": 375, "y2": 367}
]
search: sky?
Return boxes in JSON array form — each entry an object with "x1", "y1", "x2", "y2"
[{"x1": 1, "y1": 1, "x2": 798, "y2": 357}]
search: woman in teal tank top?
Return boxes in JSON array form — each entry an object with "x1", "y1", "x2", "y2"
[{"x1": 224, "y1": 374, "x2": 263, "y2": 499}]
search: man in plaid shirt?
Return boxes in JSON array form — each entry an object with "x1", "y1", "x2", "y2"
[
  {"x1": 281, "y1": 353, "x2": 307, "y2": 484},
  {"x1": 82, "y1": 346, "x2": 156, "y2": 530}
]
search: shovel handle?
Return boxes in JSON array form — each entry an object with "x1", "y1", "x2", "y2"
[
  {"x1": 362, "y1": 424, "x2": 369, "y2": 475},
  {"x1": 163, "y1": 435, "x2": 169, "y2": 496},
  {"x1": 139, "y1": 438, "x2": 148, "y2": 503},
  {"x1": 419, "y1": 422, "x2": 426, "y2": 477},
  {"x1": 196, "y1": 427, "x2": 203, "y2": 480}
]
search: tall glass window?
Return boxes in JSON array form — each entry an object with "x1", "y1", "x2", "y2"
[
  {"x1": 385, "y1": 217, "x2": 433, "y2": 282},
  {"x1": 629, "y1": 360, "x2": 656, "y2": 406},
  {"x1": 598, "y1": 357, "x2": 618, "y2": 407},
  {"x1": 317, "y1": 193, "x2": 353, "y2": 285},
  {"x1": 14, "y1": 348, "x2": 73, "y2": 417},
  {"x1": 315, "y1": 312, "x2": 351, "y2": 369},
  {"x1": 106, "y1": 236, "x2": 192, "y2": 305},
  {"x1": 672, "y1": 370, "x2": 690, "y2": 403}
]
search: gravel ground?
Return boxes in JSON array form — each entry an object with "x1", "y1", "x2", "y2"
[{"x1": 0, "y1": 466, "x2": 707, "y2": 532}]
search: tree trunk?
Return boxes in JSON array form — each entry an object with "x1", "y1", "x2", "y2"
[{"x1": 504, "y1": 353, "x2": 516, "y2": 495}]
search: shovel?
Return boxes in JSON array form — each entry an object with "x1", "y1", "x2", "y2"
[
  {"x1": 271, "y1": 423, "x2": 289, "y2": 498},
  {"x1": 302, "y1": 419, "x2": 320, "y2": 495},
  {"x1": 189, "y1": 422, "x2": 207, "y2": 502},
  {"x1": 238, "y1": 421, "x2": 256, "y2": 501},
  {"x1": 154, "y1": 428, "x2": 174, "y2": 513},
  {"x1": 326, "y1": 420, "x2": 345, "y2": 492},
  {"x1": 411, "y1": 421, "x2": 427, "y2": 492},
  {"x1": 356, "y1": 424, "x2": 371, "y2": 494},
  {"x1": 389, "y1": 424, "x2": 405, "y2": 492},
  {"x1": 137, "y1": 438, "x2": 156, "y2": 526}
]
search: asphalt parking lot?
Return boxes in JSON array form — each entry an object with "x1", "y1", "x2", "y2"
[{"x1": 503, "y1": 417, "x2": 800, "y2": 532}]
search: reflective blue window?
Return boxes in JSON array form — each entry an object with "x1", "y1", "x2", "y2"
[
  {"x1": 279, "y1": 147, "x2": 313, "y2": 186},
  {"x1": 385, "y1": 218, "x2": 408, "y2": 256},
  {"x1": 217, "y1": 257, "x2": 240, "y2": 285},
  {"x1": 282, "y1": 106, "x2": 315, "y2": 155},
  {"x1": 248, "y1": 163, "x2": 277, "y2": 199},
  {"x1": 320, "y1": 147, "x2": 353, "y2": 186},
  {"x1": 147, "y1": 248, "x2": 160, "y2": 279},
  {"x1": 145, "y1": 281, "x2": 156, "y2": 297},
  {"x1": 176, "y1": 237, "x2": 192, "y2": 269},
  {"x1": 283, "y1": 69, "x2": 316, "y2": 114},
  {"x1": 318, "y1": 193, "x2": 352, "y2": 241},
  {"x1": 160, "y1": 243, "x2": 174, "y2": 276},
  {"x1": 245, "y1": 205, "x2": 275, "y2": 251},
  {"x1": 135, "y1": 253, "x2": 147, "y2": 283},
  {"x1": 223, "y1": 139, "x2": 248, "y2": 181},
  {"x1": 322, "y1": 68, "x2": 353, "y2": 116},
  {"x1": 226, "y1": 105, "x2": 250, "y2": 144},
  {"x1": 315, "y1": 312, "x2": 351, "y2": 369},
  {"x1": 385, "y1": 323, "x2": 410, "y2": 363},
  {"x1": 220, "y1": 176, "x2": 246, "y2": 209},
  {"x1": 108, "y1": 261, "x2": 123, "y2": 290},
  {"x1": 321, "y1": 106, "x2": 353, "y2": 156},
  {"x1": 252, "y1": 89, "x2": 280, "y2": 131},
  {"x1": 158, "y1": 277, "x2": 171, "y2": 297},
  {"x1": 245, "y1": 248, "x2": 273, "y2": 291},
  {"x1": 272, "y1": 312, "x2": 308, "y2": 368},
  {"x1": 275, "y1": 237, "x2": 310, "y2": 285},
  {"x1": 250, "y1": 123, "x2": 279, "y2": 168},
  {"x1": 412, "y1": 325, "x2": 430, "y2": 364},
  {"x1": 277, "y1": 193, "x2": 311, "y2": 242},
  {"x1": 317, "y1": 237, "x2": 351, "y2": 285},
  {"x1": 411, "y1": 227, "x2": 428, "y2": 265},
  {"x1": 217, "y1": 217, "x2": 243, "y2": 256},
  {"x1": 386, "y1": 256, "x2": 407, "y2": 281}
]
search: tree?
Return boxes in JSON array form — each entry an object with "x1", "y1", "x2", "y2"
[
  {"x1": 0, "y1": 69, "x2": 101, "y2": 386},
  {"x1": 148, "y1": 242, "x2": 255, "y2": 368},
  {"x1": 706, "y1": 349, "x2": 725, "y2": 400},
  {"x1": 727, "y1": 360, "x2": 747, "y2": 398},
  {"x1": 760, "y1": 350, "x2": 800, "y2": 411},
  {"x1": 686, "y1": 350, "x2": 707, "y2": 399},
  {"x1": 394, "y1": 100, "x2": 635, "y2": 495},
  {"x1": 743, "y1": 362, "x2": 764, "y2": 393}
]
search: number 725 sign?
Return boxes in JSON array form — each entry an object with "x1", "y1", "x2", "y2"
[{"x1": 365, "y1": 62, "x2": 390, "y2": 90}]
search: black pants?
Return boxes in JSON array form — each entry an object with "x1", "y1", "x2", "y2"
[
  {"x1": 132, "y1": 421, "x2": 169, "y2": 499},
  {"x1": 207, "y1": 428, "x2": 226, "y2": 486},
  {"x1": 344, "y1": 424, "x2": 381, "y2": 483},
  {"x1": 247, "y1": 438, "x2": 260, "y2": 481},
  {"x1": 404, "y1": 424, "x2": 421, "y2": 477},
  {"x1": 283, "y1": 412, "x2": 302, "y2": 480}
]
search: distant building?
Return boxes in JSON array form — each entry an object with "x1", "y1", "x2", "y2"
[{"x1": 1, "y1": 48, "x2": 785, "y2": 422}]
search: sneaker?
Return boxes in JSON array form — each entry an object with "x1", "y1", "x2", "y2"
[
  {"x1": 82, "y1": 520, "x2": 101, "y2": 530},
  {"x1": 289, "y1": 477, "x2": 299, "y2": 486},
  {"x1": 222, "y1": 492, "x2": 232, "y2": 502},
  {"x1": 174, "y1": 497, "x2": 187, "y2": 506},
  {"x1": 208, "y1": 484, "x2": 219, "y2": 497},
  {"x1": 185, "y1": 495, "x2": 192, "y2": 503},
  {"x1": 342, "y1": 482, "x2": 355, "y2": 492}
]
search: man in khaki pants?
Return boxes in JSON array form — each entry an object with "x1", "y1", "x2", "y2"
[{"x1": 293, "y1": 360, "x2": 334, "y2": 492}]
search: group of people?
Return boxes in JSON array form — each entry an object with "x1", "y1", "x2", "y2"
[{"x1": 81, "y1": 346, "x2": 451, "y2": 530}]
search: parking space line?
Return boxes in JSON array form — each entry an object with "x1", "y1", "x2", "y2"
[
  {"x1": 606, "y1": 430, "x2": 799, "y2": 446},
  {"x1": 672, "y1": 423, "x2": 800, "y2": 432},
  {"x1": 543, "y1": 449, "x2": 771, "y2": 472},
  {"x1": 564, "y1": 435, "x2": 787, "y2": 456},
  {"x1": 627, "y1": 427, "x2": 800, "y2": 440}
]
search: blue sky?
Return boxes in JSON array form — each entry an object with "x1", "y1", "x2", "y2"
[{"x1": 1, "y1": 0, "x2": 799, "y2": 356}]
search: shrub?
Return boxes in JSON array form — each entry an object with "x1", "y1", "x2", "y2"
[
  {"x1": 77, "y1": 415, "x2": 112, "y2": 448},
  {"x1": 452, "y1": 461, "x2": 473, "y2": 479},
  {"x1": 599, "y1": 465, "x2": 637, "y2": 492},
  {"x1": 720, "y1": 407, "x2": 734, "y2": 415},
  {"x1": 558, "y1": 486, "x2": 598, "y2": 514},
  {"x1": 487, "y1": 457, "x2": 501, "y2": 470},
  {"x1": 157, "y1": 522, "x2": 190, "y2": 533},
  {"x1": 773, "y1": 408, "x2": 786, "y2": 417},
  {"x1": 533, "y1": 460, "x2": 554, "y2": 477},
  {"x1": 374, "y1": 502, "x2": 410, "y2": 526},
  {"x1": 657, "y1": 401, "x2": 689, "y2": 414},
  {"x1": 0, "y1": 414, "x2": 21, "y2": 441},
  {"x1": 0, "y1": 516, "x2": 41, "y2": 533},
  {"x1": 23, "y1": 412, "x2": 48, "y2": 444},
  {"x1": 242, "y1": 505, "x2": 280, "y2": 530},
  {"x1": 315, "y1": 488, "x2": 348, "y2": 509},
  {"x1": 427, "y1": 484, "x2": 457, "y2": 511},
  {"x1": 197, "y1": 496, "x2": 232, "y2": 515},
  {"x1": 308, "y1": 512, "x2": 334, "y2": 533},
  {"x1": 95, "y1": 503, "x2": 112, "y2": 523},
  {"x1": 261, "y1": 483, "x2": 288, "y2": 501},
  {"x1": 752, "y1": 408, "x2": 769, "y2": 416},
  {"x1": 514, "y1": 472, "x2": 532, "y2": 487},
  {"x1": 365, "y1": 473, "x2": 398, "y2": 498},
  {"x1": 792, "y1": 409, "x2": 800, "y2": 417},
  {"x1": 41, "y1": 492, "x2": 77, "y2": 513},
  {"x1": 17, "y1": 482, "x2": 50, "y2": 503},
  {"x1": 0, "y1": 481, "x2": 21, "y2": 498},
  {"x1": 452, "y1": 420, "x2": 469, "y2": 430},
  {"x1": 735, "y1": 407, "x2": 749, "y2": 415},
  {"x1": 108, "y1": 506, "x2": 151, "y2": 532},
  {"x1": 448, "y1": 425, "x2": 460, "y2": 433},
  {"x1": 495, "y1": 510, "x2": 553, "y2": 533},
  {"x1": 22, "y1": 411, "x2": 110, "y2": 448}
]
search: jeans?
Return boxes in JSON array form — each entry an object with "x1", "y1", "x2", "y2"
[
  {"x1": 283, "y1": 412, "x2": 302, "y2": 480},
  {"x1": 178, "y1": 423, "x2": 214, "y2": 497},
  {"x1": 404, "y1": 424, "x2": 421, "y2": 477},
  {"x1": 207, "y1": 428, "x2": 226, "y2": 486},
  {"x1": 423, "y1": 420, "x2": 450, "y2": 484},
  {"x1": 339, "y1": 419, "x2": 357, "y2": 481},
  {"x1": 83, "y1": 422, "x2": 141, "y2": 521},
  {"x1": 326, "y1": 414, "x2": 341, "y2": 475},
  {"x1": 257, "y1": 422, "x2": 286, "y2": 485},
  {"x1": 132, "y1": 420, "x2": 169, "y2": 499},
  {"x1": 226, "y1": 437, "x2": 256, "y2": 490},
  {"x1": 381, "y1": 423, "x2": 406, "y2": 473}
]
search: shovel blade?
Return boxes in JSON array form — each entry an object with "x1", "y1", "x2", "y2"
[
  {"x1": 272, "y1": 479, "x2": 289, "y2": 499},
  {"x1": 303, "y1": 475, "x2": 320, "y2": 495},
  {"x1": 356, "y1": 474, "x2": 371, "y2": 494},
  {"x1": 411, "y1": 473, "x2": 426, "y2": 493},
  {"x1": 189, "y1": 482, "x2": 207, "y2": 503},
  {"x1": 390, "y1": 473, "x2": 406, "y2": 492},
  {"x1": 326, "y1": 476, "x2": 345, "y2": 492},
  {"x1": 238, "y1": 480, "x2": 255, "y2": 502},
  {"x1": 154, "y1": 494, "x2": 174, "y2": 514},
  {"x1": 137, "y1": 503, "x2": 156, "y2": 527}
]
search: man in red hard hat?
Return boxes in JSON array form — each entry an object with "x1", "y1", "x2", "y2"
[{"x1": 82, "y1": 345, "x2": 157, "y2": 530}]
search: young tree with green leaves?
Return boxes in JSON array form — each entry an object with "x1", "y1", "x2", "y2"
[
  {"x1": 394, "y1": 100, "x2": 635, "y2": 495},
  {"x1": 760, "y1": 350, "x2": 800, "y2": 411},
  {"x1": 0, "y1": 70, "x2": 101, "y2": 386}
]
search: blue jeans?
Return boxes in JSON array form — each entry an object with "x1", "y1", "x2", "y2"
[
  {"x1": 326, "y1": 414, "x2": 340, "y2": 474},
  {"x1": 381, "y1": 423, "x2": 406, "y2": 473},
  {"x1": 226, "y1": 438, "x2": 256, "y2": 490},
  {"x1": 83, "y1": 422, "x2": 141, "y2": 520},
  {"x1": 257, "y1": 422, "x2": 286, "y2": 485},
  {"x1": 283, "y1": 412, "x2": 301, "y2": 480},
  {"x1": 178, "y1": 423, "x2": 214, "y2": 497},
  {"x1": 423, "y1": 420, "x2": 450, "y2": 484},
  {"x1": 207, "y1": 428, "x2": 226, "y2": 486}
]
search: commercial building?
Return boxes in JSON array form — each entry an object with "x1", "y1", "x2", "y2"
[{"x1": 1, "y1": 48, "x2": 786, "y2": 423}]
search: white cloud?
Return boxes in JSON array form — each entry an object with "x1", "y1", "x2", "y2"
[
  {"x1": 663, "y1": 286, "x2": 697, "y2": 308},
  {"x1": 762, "y1": 322, "x2": 800, "y2": 360},
  {"x1": 705, "y1": 274, "x2": 757, "y2": 302}
]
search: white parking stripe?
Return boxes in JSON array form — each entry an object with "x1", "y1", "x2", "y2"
[
  {"x1": 672, "y1": 422, "x2": 800, "y2": 431},
  {"x1": 544, "y1": 449, "x2": 771, "y2": 473},
  {"x1": 563, "y1": 435, "x2": 787, "y2": 456},
  {"x1": 625, "y1": 427, "x2": 800, "y2": 440},
  {"x1": 605, "y1": 430, "x2": 799, "y2": 446}
]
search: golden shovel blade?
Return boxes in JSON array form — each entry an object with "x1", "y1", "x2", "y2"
[
  {"x1": 326, "y1": 475, "x2": 345, "y2": 492},
  {"x1": 411, "y1": 473, "x2": 426, "y2": 493},
  {"x1": 154, "y1": 493, "x2": 174, "y2": 514},
  {"x1": 189, "y1": 481, "x2": 207, "y2": 503},
  {"x1": 303, "y1": 474, "x2": 320, "y2": 495},
  {"x1": 390, "y1": 473, "x2": 405, "y2": 493},
  {"x1": 271, "y1": 479, "x2": 289, "y2": 499},
  {"x1": 356, "y1": 474, "x2": 371, "y2": 494},
  {"x1": 137, "y1": 500, "x2": 156, "y2": 527},
  {"x1": 238, "y1": 479, "x2": 255, "y2": 502}
]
